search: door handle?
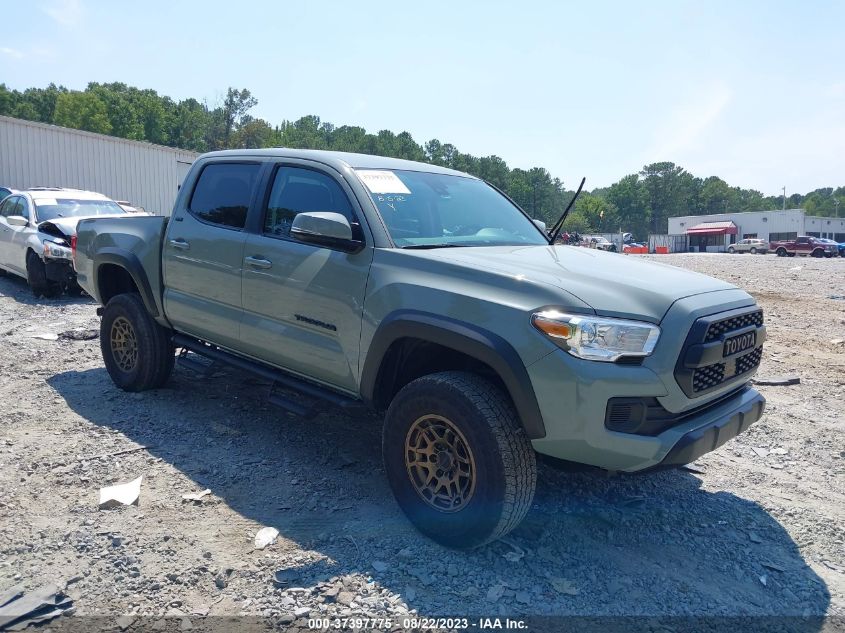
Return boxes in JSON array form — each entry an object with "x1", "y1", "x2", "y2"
[
  {"x1": 245, "y1": 256, "x2": 272, "y2": 269},
  {"x1": 169, "y1": 238, "x2": 190, "y2": 250}
]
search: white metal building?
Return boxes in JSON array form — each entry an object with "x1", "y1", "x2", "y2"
[
  {"x1": 0, "y1": 115, "x2": 198, "y2": 215},
  {"x1": 668, "y1": 209, "x2": 845, "y2": 252}
]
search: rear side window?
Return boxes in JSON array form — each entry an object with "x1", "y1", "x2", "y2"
[
  {"x1": 189, "y1": 163, "x2": 260, "y2": 229},
  {"x1": 263, "y1": 167, "x2": 353, "y2": 238}
]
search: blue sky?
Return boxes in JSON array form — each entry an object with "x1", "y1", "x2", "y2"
[{"x1": 1, "y1": 0, "x2": 843, "y2": 195}]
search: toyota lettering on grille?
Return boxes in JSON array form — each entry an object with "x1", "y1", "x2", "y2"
[{"x1": 723, "y1": 331, "x2": 756, "y2": 357}]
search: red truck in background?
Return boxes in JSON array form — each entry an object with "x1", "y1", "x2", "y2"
[{"x1": 770, "y1": 236, "x2": 839, "y2": 258}]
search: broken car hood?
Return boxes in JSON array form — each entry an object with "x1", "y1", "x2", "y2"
[
  {"x1": 38, "y1": 214, "x2": 129, "y2": 238},
  {"x1": 401, "y1": 244, "x2": 740, "y2": 323}
]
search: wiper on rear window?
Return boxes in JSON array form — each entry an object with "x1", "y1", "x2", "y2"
[{"x1": 400, "y1": 243, "x2": 467, "y2": 250}]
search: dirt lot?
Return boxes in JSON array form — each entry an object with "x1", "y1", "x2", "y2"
[{"x1": 0, "y1": 253, "x2": 843, "y2": 630}]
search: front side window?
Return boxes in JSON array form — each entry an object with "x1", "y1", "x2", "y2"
[
  {"x1": 189, "y1": 162, "x2": 260, "y2": 229},
  {"x1": 263, "y1": 166, "x2": 353, "y2": 238},
  {"x1": 0, "y1": 196, "x2": 17, "y2": 218},
  {"x1": 34, "y1": 198, "x2": 123, "y2": 222},
  {"x1": 357, "y1": 169, "x2": 547, "y2": 248}
]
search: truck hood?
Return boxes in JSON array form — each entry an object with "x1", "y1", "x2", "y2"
[
  {"x1": 402, "y1": 244, "x2": 739, "y2": 322},
  {"x1": 38, "y1": 214, "x2": 129, "y2": 239}
]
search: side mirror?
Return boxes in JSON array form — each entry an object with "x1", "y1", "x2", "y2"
[
  {"x1": 6, "y1": 215, "x2": 28, "y2": 227},
  {"x1": 290, "y1": 212, "x2": 362, "y2": 252},
  {"x1": 532, "y1": 219, "x2": 547, "y2": 232}
]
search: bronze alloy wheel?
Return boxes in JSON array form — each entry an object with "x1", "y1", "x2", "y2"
[
  {"x1": 110, "y1": 315, "x2": 138, "y2": 372},
  {"x1": 404, "y1": 414, "x2": 477, "y2": 512}
]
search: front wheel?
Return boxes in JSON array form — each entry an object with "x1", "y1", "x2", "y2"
[
  {"x1": 750, "y1": 247, "x2": 758, "y2": 254},
  {"x1": 383, "y1": 371, "x2": 537, "y2": 549},
  {"x1": 100, "y1": 293, "x2": 175, "y2": 391},
  {"x1": 728, "y1": 246, "x2": 735, "y2": 254},
  {"x1": 26, "y1": 252, "x2": 60, "y2": 298}
]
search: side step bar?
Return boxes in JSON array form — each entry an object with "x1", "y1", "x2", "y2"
[{"x1": 173, "y1": 334, "x2": 367, "y2": 416}]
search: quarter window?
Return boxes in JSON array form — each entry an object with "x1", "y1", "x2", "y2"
[
  {"x1": 263, "y1": 167, "x2": 353, "y2": 238},
  {"x1": 189, "y1": 163, "x2": 260, "y2": 229}
]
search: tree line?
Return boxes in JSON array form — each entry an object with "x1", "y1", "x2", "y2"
[{"x1": 1, "y1": 82, "x2": 842, "y2": 237}]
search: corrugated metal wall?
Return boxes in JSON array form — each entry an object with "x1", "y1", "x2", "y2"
[{"x1": 0, "y1": 115, "x2": 198, "y2": 215}]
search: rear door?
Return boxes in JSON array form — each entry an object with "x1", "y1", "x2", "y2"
[
  {"x1": 162, "y1": 161, "x2": 263, "y2": 350},
  {"x1": 239, "y1": 163, "x2": 373, "y2": 392}
]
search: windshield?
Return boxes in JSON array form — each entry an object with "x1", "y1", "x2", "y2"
[
  {"x1": 358, "y1": 169, "x2": 548, "y2": 248},
  {"x1": 34, "y1": 198, "x2": 125, "y2": 222}
]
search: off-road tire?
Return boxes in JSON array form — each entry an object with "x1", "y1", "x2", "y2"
[
  {"x1": 100, "y1": 293, "x2": 174, "y2": 391},
  {"x1": 383, "y1": 371, "x2": 537, "y2": 549},
  {"x1": 26, "y1": 251, "x2": 60, "y2": 298}
]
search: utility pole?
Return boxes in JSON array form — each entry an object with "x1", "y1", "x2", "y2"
[
  {"x1": 782, "y1": 186, "x2": 786, "y2": 211},
  {"x1": 835, "y1": 197, "x2": 841, "y2": 218}
]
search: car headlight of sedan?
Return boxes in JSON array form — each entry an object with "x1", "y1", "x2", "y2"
[
  {"x1": 43, "y1": 239, "x2": 72, "y2": 260},
  {"x1": 531, "y1": 310, "x2": 660, "y2": 362}
]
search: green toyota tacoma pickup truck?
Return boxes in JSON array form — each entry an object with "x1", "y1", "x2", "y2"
[{"x1": 73, "y1": 149, "x2": 766, "y2": 548}]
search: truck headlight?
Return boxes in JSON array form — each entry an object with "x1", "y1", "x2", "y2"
[
  {"x1": 531, "y1": 310, "x2": 660, "y2": 362},
  {"x1": 43, "y1": 240, "x2": 72, "y2": 260}
]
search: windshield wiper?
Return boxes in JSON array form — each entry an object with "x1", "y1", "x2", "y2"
[
  {"x1": 400, "y1": 243, "x2": 467, "y2": 250},
  {"x1": 547, "y1": 177, "x2": 586, "y2": 245}
]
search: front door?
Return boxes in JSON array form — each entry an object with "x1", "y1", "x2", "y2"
[
  {"x1": 162, "y1": 161, "x2": 262, "y2": 350},
  {"x1": 0, "y1": 196, "x2": 34, "y2": 275},
  {"x1": 239, "y1": 164, "x2": 373, "y2": 392}
]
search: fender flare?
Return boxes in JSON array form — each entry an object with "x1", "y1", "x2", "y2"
[
  {"x1": 94, "y1": 248, "x2": 159, "y2": 317},
  {"x1": 360, "y1": 310, "x2": 546, "y2": 439}
]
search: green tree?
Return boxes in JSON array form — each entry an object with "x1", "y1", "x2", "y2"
[{"x1": 53, "y1": 91, "x2": 111, "y2": 134}]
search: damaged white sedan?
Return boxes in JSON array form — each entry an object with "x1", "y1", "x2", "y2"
[{"x1": 0, "y1": 188, "x2": 142, "y2": 297}]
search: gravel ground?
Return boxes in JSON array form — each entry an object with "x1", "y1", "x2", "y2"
[{"x1": 0, "y1": 253, "x2": 843, "y2": 630}]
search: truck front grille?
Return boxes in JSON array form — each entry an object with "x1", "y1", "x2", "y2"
[
  {"x1": 692, "y1": 363, "x2": 726, "y2": 392},
  {"x1": 675, "y1": 307, "x2": 765, "y2": 398},
  {"x1": 704, "y1": 310, "x2": 764, "y2": 342},
  {"x1": 736, "y1": 346, "x2": 763, "y2": 376}
]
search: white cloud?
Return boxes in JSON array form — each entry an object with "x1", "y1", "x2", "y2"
[
  {"x1": 644, "y1": 83, "x2": 733, "y2": 163},
  {"x1": 42, "y1": 0, "x2": 83, "y2": 27},
  {"x1": 0, "y1": 47, "x2": 24, "y2": 59}
]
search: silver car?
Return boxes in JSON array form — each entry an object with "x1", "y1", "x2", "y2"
[
  {"x1": 728, "y1": 238, "x2": 768, "y2": 254},
  {"x1": 0, "y1": 187, "x2": 134, "y2": 297}
]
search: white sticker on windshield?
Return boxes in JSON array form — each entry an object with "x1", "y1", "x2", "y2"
[
  {"x1": 35, "y1": 198, "x2": 57, "y2": 206},
  {"x1": 355, "y1": 170, "x2": 411, "y2": 195}
]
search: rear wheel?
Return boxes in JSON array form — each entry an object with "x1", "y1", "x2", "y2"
[
  {"x1": 750, "y1": 247, "x2": 758, "y2": 254},
  {"x1": 100, "y1": 293, "x2": 174, "y2": 391},
  {"x1": 26, "y1": 252, "x2": 60, "y2": 298},
  {"x1": 383, "y1": 371, "x2": 537, "y2": 549},
  {"x1": 776, "y1": 248, "x2": 786, "y2": 257}
]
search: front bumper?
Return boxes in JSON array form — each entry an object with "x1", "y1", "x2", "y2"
[
  {"x1": 44, "y1": 258, "x2": 76, "y2": 284},
  {"x1": 654, "y1": 388, "x2": 764, "y2": 468},
  {"x1": 527, "y1": 349, "x2": 766, "y2": 472}
]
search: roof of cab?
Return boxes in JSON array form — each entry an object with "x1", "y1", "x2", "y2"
[{"x1": 198, "y1": 148, "x2": 477, "y2": 179}]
